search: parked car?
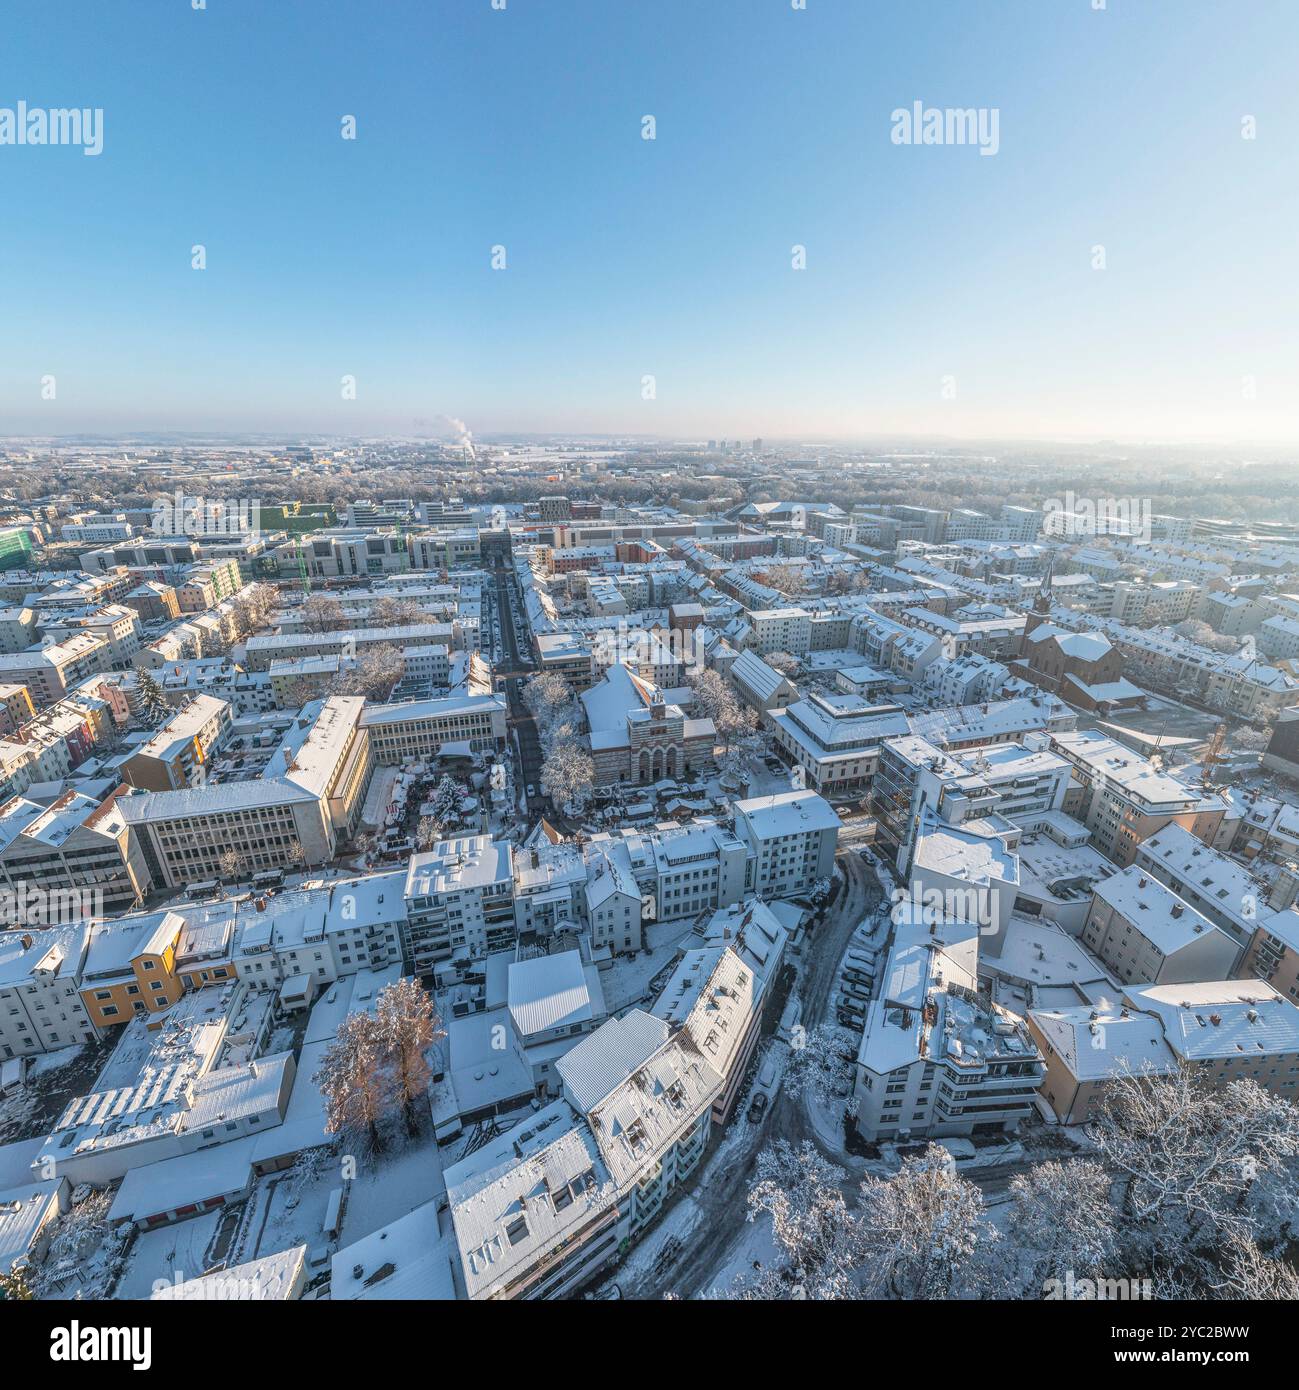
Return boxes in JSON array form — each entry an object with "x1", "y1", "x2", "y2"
[{"x1": 747, "y1": 1090, "x2": 769, "y2": 1124}]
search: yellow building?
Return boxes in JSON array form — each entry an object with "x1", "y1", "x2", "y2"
[{"x1": 78, "y1": 912, "x2": 186, "y2": 1027}]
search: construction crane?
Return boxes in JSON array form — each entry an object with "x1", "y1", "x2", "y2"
[
  {"x1": 293, "y1": 537, "x2": 312, "y2": 595},
  {"x1": 1202, "y1": 719, "x2": 1229, "y2": 784}
]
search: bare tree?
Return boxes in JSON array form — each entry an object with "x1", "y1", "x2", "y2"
[
  {"x1": 415, "y1": 813, "x2": 444, "y2": 851},
  {"x1": 331, "y1": 643, "x2": 405, "y2": 700},
  {"x1": 315, "y1": 1010, "x2": 388, "y2": 1152},
  {"x1": 301, "y1": 593, "x2": 345, "y2": 633},
  {"x1": 217, "y1": 846, "x2": 244, "y2": 887},
  {"x1": 371, "y1": 595, "x2": 424, "y2": 629},
  {"x1": 375, "y1": 977, "x2": 444, "y2": 1137}
]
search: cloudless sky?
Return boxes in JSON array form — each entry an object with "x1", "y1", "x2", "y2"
[{"x1": 1, "y1": 0, "x2": 1297, "y2": 442}]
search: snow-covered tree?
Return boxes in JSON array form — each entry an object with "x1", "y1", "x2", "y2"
[
  {"x1": 750, "y1": 564, "x2": 810, "y2": 597},
  {"x1": 855, "y1": 1146, "x2": 995, "y2": 1299},
  {"x1": 523, "y1": 670, "x2": 575, "y2": 724},
  {"x1": 1092, "y1": 1065, "x2": 1299, "y2": 1283},
  {"x1": 0, "y1": 1266, "x2": 34, "y2": 1300},
  {"x1": 540, "y1": 738, "x2": 595, "y2": 813},
  {"x1": 230, "y1": 583, "x2": 277, "y2": 639},
  {"x1": 523, "y1": 671, "x2": 581, "y2": 755},
  {"x1": 134, "y1": 667, "x2": 171, "y2": 726},
  {"x1": 375, "y1": 977, "x2": 444, "y2": 1136},
  {"x1": 738, "y1": 1140, "x2": 863, "y2": 1300},
  {"x1": 430, "y1": 774, "x2": 463, "y2": 823},
  {"x1": 686, "y1": 667, "x2": 758, "y2": 753},
  {"x1": 783, "y1": 1024, "x2": 856, "y2": 1108},
  {"x1": 1209, "y1": 1234, "x2": 1299, "y2": 1300},
  {"x1": 315, "y1": 1009, "x2": 388, "y2": 1151},
  {"x1": 1005, "y1": 1159, "x2": 1118, "y2": 1296}
]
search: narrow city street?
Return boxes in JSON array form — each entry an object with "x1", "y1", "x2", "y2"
[{"x1": 616, "y1": 847, "x2": 884, "y2": 1300}]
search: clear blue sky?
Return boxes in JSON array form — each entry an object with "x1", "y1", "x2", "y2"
[{"x1": 2, "y1": 0, "x2": 1296, "y2": 442}]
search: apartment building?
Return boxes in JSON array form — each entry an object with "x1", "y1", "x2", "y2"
[
  {"x1": 120, "y1": 694, "x2": 234, "y2": 791},
  {"x1": 769, "y1": 693, "x2": 911, "y2": 797},
  {"x1": 0, "y1": 924, "x2": 100, "y2": 1059},
  {"x1": 1050, "y1": 729, "x2": 1223, "y2": 866},
  {"x1": 1079, "y1": 865, "x2": 1241, "y2": 986},
  {"x1": 403, "y1": 835, "x2": 516, "y2": 971},
  {"x1": 854, "y1": 913, "x2": 1045, "y2": 1142},
  {"x1": 243, "y1": 622, "x2": 454, "y2": 672},
  {"x1": 1132, "y1": 822, "x2": 1290, "y2": 959},
  {"x1": 733, "y1": 789, "x2": 840, "y2": 898},
  {"x1": 746, "y1": 607, "x2": 813, "y2": 657},
  {"x1": 0, "y1": 790, "x2": 152, "y2": 920},
  {"x1": 77, "y1": 910, "x2": 186, "y2": 1028},
  {"x1": 0, "y1": 634, "x2": 110, "y2": 706},
  {"x1": 1030, "y1": 980, "x2": 1299, "y2": 1125}
]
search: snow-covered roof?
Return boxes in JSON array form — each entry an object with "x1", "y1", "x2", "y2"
[
  {"x1": 1090, "y1": 865, "x2": 1226, "y2": 956},
  {"x1": 445, "y1": 1100, "x2": 612, "y2": 1300},
  {"x1": 506, "y1": 950, "x2": 605, "y2": 1038},
  {"x1": 331, "y1": 1200, "x2": 458, "y2": 1300},
  {"x1": 555, "y1": 1009, "x2": 671, "y2": 1114},
  {"x1": 733, "y1": 788, "x2": 841, "y2": 838},
  {"x1": 1129, "y1": 980, "x2": 1299, "y2": 1062},
  {"x1": 152, "y1": 1244, "x2": 308, "y2": 1300},
  {"x1": 1028, "y1": 1002, "x2": 1175, "y2": 1081}
]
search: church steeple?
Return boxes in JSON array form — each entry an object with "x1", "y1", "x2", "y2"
[{"x1": 1033, "y1": 551, "x2": 1055, "y2": 615}]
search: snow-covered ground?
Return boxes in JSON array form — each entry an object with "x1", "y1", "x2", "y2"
[
  {"x1": 600, "y1": 917, "x2": 698, "y2": 1013},
  {"x1": 115, "y1": 1209, "x2": 225, "y2": 1300}
]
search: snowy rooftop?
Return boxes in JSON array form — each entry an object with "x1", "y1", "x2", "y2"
[
  {"x1": 507, "y1": 950, "x2": 605, "y2": 1038},
  {"x1": 445, "y1": 1100, "x2": 612, "y2": 1300},
  {"x1": 1051, "y1": 729, "x2": 1200, "y2": 808},
  {"x1": 1090, "y1": 865, "x2": 1226, "y2": 955},
  {"x1": 1028, "y1": 1001, "x2": 1175, "y2": 1081},
  {"x1": 1130, "y1": 980, "x2": 1299, "y2": 1062},
  {"x1": 405, "y1": 835, "x2": 513, "y2": 898},
  {"x1": 555, "y1": 1009, "x2": 671, "y2": 1114},
  {"x1": 152, "y1": 1244, "x2": 308, "y2": 1300},
  {"x1": 912, "y1": 818, "x2": 1019, "y2": 887},
  {"x1": 732, "y1": 788, "x2": 841, "y2": 837}
]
